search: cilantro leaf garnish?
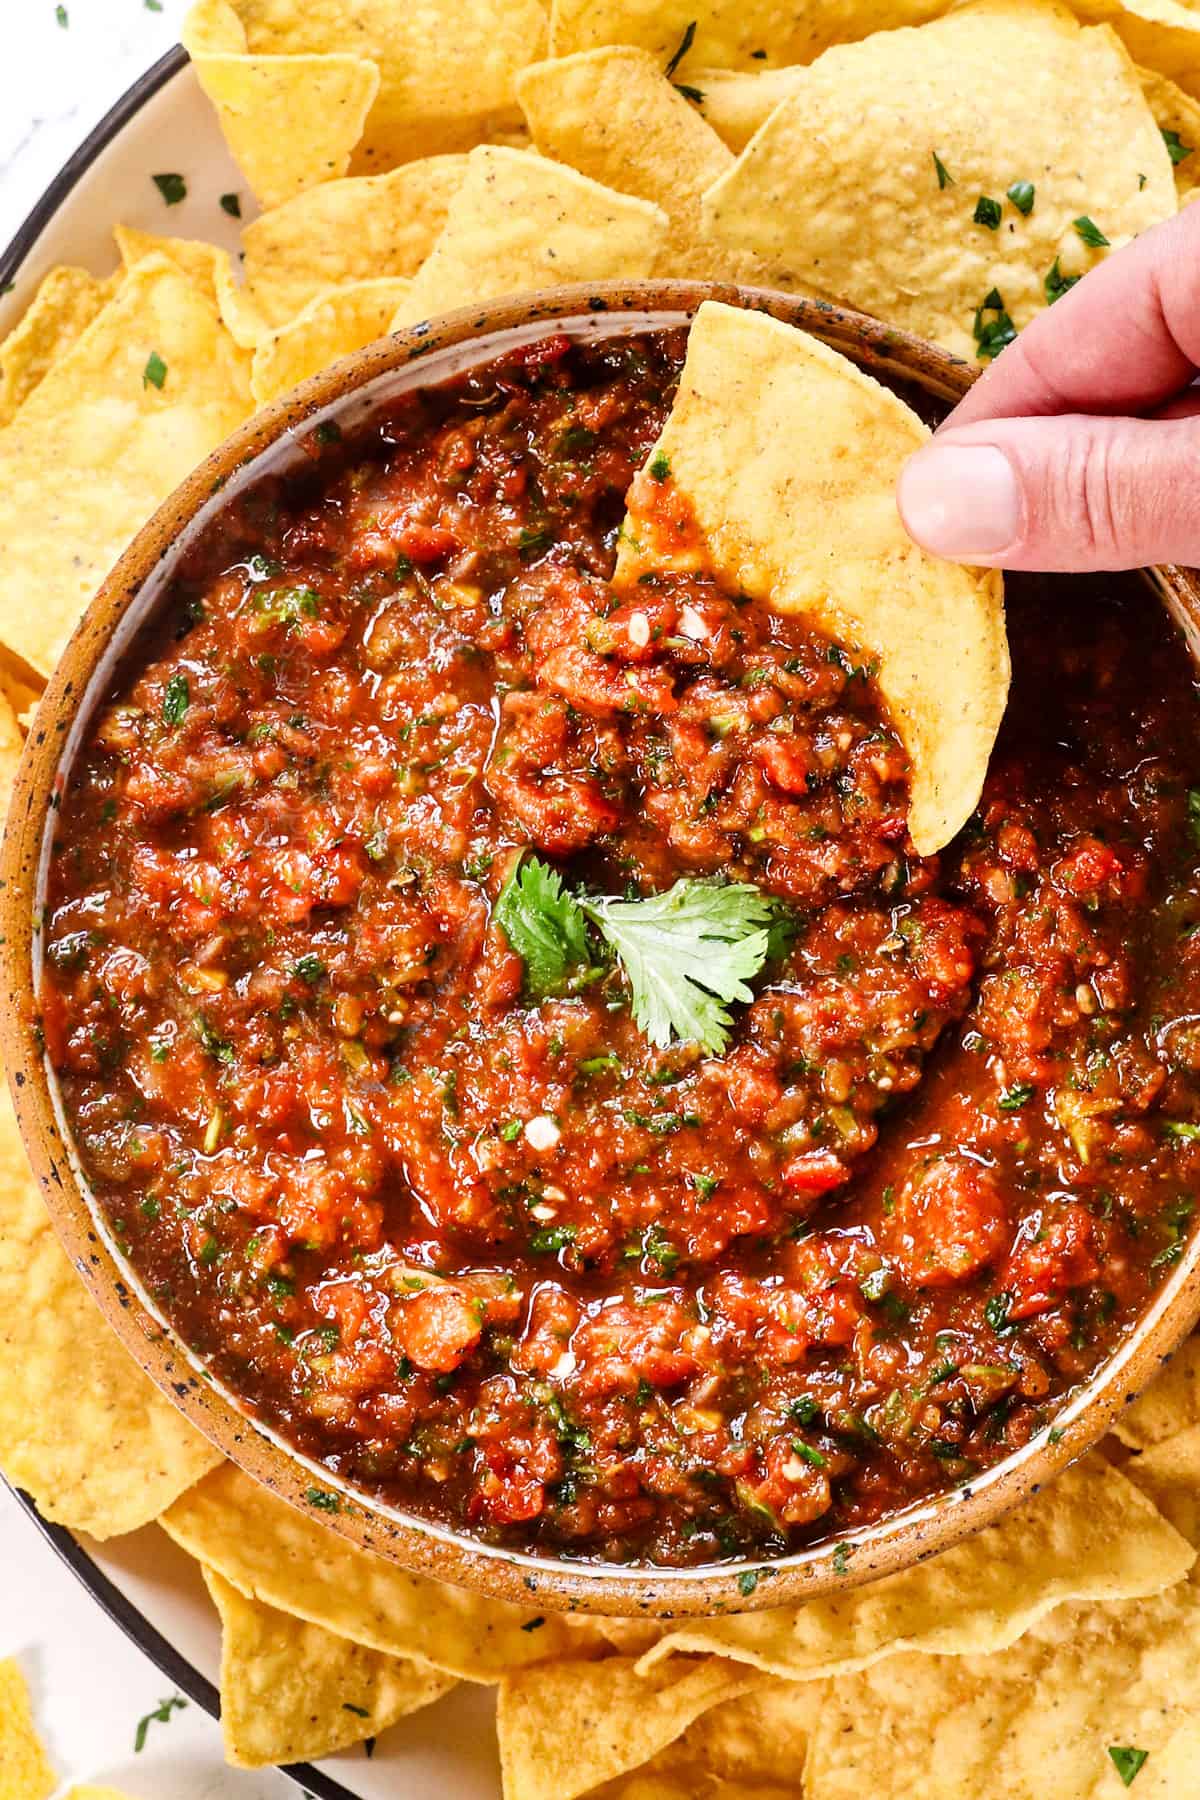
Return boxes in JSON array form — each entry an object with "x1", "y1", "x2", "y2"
[
  {"x1": 973, "y1": 289, "x2": 1016, "y2": 361},
  {"x1": 494, "y1": 854, "x2": 780, "y2": 1053},
  {"x1": 1107, "y1": 1746, "x2": 1149, "y2": 1787},
  {"x1": 664, "y1": 19, "x2": 696, "y2": 79},
  {"x1": 1074, "y1": 214, "x2": 1110, "y2": 248},
  {"x1": 1006, "y1": 179, "x2": 1035, "y2": 215},
  {"x1": 55, "y1": 4, "x2": 68, "y2": 24},
  {"x1": 152, "y1": 172, "x2": 187, "y2": 206},
  {"x1": 998, "y1": 1082, "x2": 1035, "y2": 1111},
  {"x1": 143, "y1": 350, "x2": 167, "y2": 390},
  {"x1": 1045, "y1": 257, "x2": 1080, "y2": 304},
  {"x1": 1162, "y1": 126, "x2": 1194, "y2": 165},
  {"x1": 494, "y1": 855, "x2": 594, "y2": 998},
  {"x1": 134, "y1": 1694, "x2": 186, "y2": 1753},
  {"x1": 582, "y1": 877, "x2": 776, "y2": 1054},
  {"x1": 932, "y1": 151, "x2": 954, "y2": 189},
  {"x1": 162, "y1": 672, "x2": 189, "y2": 726},
  {"x1": 973, "y1": 195, "x2": 1002, "y2": 229},
  {"x1": 220, "y1": 191, "x2": 242, "y2": 217}
]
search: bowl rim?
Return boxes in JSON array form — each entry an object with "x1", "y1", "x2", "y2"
[{"x1": 5, "y1": 276, "x2": 1200, "y2": 1619}]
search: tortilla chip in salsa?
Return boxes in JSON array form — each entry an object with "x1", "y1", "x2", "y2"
[{"x1": 617, "y1": 301, "x2": 1008, "y2": 854}]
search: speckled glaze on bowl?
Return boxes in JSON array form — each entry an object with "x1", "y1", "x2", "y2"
[{"x1": 5, "y1": 280, "x2": 1200, "y2": 1619}]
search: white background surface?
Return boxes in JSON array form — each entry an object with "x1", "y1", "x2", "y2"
[{"x1": 0, "y1": 5, "x2": 300, "y2": 1795}]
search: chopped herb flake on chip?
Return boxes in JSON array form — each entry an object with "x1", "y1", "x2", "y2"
[
  {"x1": 1006, "y1": 179, "x2": 1035, "y2": 214},
  {"x1": 1107, "y1": 1746, "x2": 1149, "y2": 1787},
  {"x1": 1073, "y1": 215, "x2": 1109, "y2": 248},
  {"x1": 932, "y1": 151, "x2": 954, "y2": 189},
  {"x1": 220, "y1": 192, "x2": 242, "y2": 217},
  {"x1": 973, "y1": 195, "x2": 1002, "y2": 229},
  {"x1": 143, "y1": 350, "x2": 168, "y2": 390},
  {"x1": 152, "y1": 172, "x2": 188, "y2": 206},
  {"x1": 1045, "y1": 257, "x2": 1081, "y2": 304},
  {"x1": 1162, "y1": 127, "x2": 1194, "y2": 166},
  {"x1": 664, "y1": 20, "x2": 696, "y2": 80}
]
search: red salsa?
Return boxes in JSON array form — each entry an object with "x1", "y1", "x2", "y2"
[{"x1": 41, "y1": 327, "x2": 1200, "y2": 1567}]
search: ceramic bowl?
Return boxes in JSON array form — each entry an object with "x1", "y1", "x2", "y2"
[{"x1": 5, "y1": 279, "x2": 1200, "y2": 1619}]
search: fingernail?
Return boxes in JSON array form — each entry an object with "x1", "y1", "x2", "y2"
[{"x1": 897, "y1": 444, "x2": 1020, "y2": 558}]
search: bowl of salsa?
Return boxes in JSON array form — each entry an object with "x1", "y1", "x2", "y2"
[{"x1": 6, "y1": 281, "x2": 1200, "y2": 1616}]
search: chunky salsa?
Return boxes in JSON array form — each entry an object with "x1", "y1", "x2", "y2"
[{"x1": 41, "y1": 327, "x2": 1200, "y2": 1567}]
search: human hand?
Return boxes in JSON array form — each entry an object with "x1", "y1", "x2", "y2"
[{"x1": 897, "y1": 204, "x2": 1200, "y2": 571}]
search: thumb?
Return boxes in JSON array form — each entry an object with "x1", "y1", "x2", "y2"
[{"x1": 896, "y1": 412, "x2": 1200, "y2": 573}]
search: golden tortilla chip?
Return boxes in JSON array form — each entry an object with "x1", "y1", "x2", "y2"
[
  {"x1": 250, "y1": 278, "x2": 412, "y2": 404},
  {"x1": 633, "y1": 1451, "x2": 1192, "y2": 1679},
  {"x1": 0, "y1": 1082, "x2": 223, "y2": 1536},
  {"x1": 161, "y1": 1462, "x2": 612, "y2": 1680},
  {"x1": 113, "y1": 225, "x2": 228, "y2": 308},
  {"x1": 0, "y1": 667, "x2": 40, "y2": 726},
  {"x1": 0, "y1": 1661, "x2": 55, "y2": 1800},
  {"x1": 1070, "y1": 0, "x2": 1200, "y2": 89},
  {"x1": 390, "y1": 146, "x2": 669, "y2": 329},
  {"x1": 592, "y1": 1678, "x2": 824, "y2": 1800},
  {"x1": 1114, "y1": 1333, "x2": 1200, "y2": 1450},
  {"x1": 547, "y1": 0, "x2": 947, "y2": 70},
  {"x1": 1138, "y1": 63, "x2": 1200, "y2": 195},
  {"x1": 235, "y1": 156, "x2": 468, "y2": 338},
  {"x1": 690, "y1": 66, "x2": 808, "y2": 153},
  {"x1": 0, "y1": 266, "x2": 121, "y2": 429},
  {"x1": 701, "y1": 0, "x2": 1176, "y2": 358},
  {"x1": 497, "y1": 1655, "x2": 757, "y2": 1800},
  {"x1": 183, "y1": 3, "x2": 380, "y2": 209},
  {"x1": 203, "y1": 1566, "x2": 454, "y2": 1765},
  {"x1": 616, "y1": 301, "x2": 1007, "y2": 855},
  {"x1": 517, "y1": 49, "x2": 765, "y2": 280},
  {"x1": 192, "y1": 0, "x2": 547, "y2": 173},
  {"x1": 0, "y1": 253, "x2": 253, "y2": 681},
  {"x1": 1122, "y1": 1423, "x2": 1200, "y2": 1547},
  {"x1": 804, "y1": 1579, "x2": 1200, "y2": 1799}
]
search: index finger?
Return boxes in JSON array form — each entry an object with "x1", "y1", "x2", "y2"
[{"x1": 945, "y1": 206, "x2": 1200, "y2": 429}]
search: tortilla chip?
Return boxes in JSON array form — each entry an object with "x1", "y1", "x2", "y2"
[
  {"x1": 194, "y1": 0, "x2": 547, "y2": 173},
  {"x1": 1113, "y1": 1333, "x2": 1200, "y2": 1450},
  {"x1": 0, "y1": 688, "x2": 22, "y2": 803},
  {"x1": 113, "y1": 225, "x2": 229, "y2": 309},
  {"x1": 0, "y1": 253, "x2": 253, "y2": 681},
  {"x1": 1070, "y1": 0, "x2": 1200, "y2": 89},
  {"x1": 497, "y1": 1655, "x2": 757, "y2": 1800},
  {"x1": 517, "y1": 49, "x2": 767, "y2": 280},
  {"x1": 161, "y1": 1462, "x2": 613, "y2": 1680},
  {"x1": 1138, "y1": 63, "x2": 1200, "y2": 196},
  {"x1": 700, "y1": 0, "x2": 1176, "y2": 359},
  {"x1": 0, "y1": 1661, "x2": 55, "y2": 1800},
  {"x1": 0, "y1": 267, "x2": 121, "y2": 429},
  {"x1": 183, "y1": 4, "x2": 380, "y2": 210},
  {"x1": 390, "y1": 146, "x2": 669, "y2": 329},
  {"x1": 203, "y1": 1566, "x2": 454, "y2": 1765},
  {"x1": 236, "y1": 157, "x2": 468, "y2": 338},
  {"x1": 633, "y1": 1451, "x2": 1192, "y2": 1679},
  {"x1": 804, "y1": 1580, "x2": 1200, "y2": 1799},
  {"x1": 250, "y1": 278, "x2": 412, "y2": 404},
  {"x1": 0, "y1": 1081, "x2": 223, "y2": 1536},
  {"x1": 0, "y1": 666, "x2": 41, "y2": 726},
  {"x1": 1122, "y1": 1423, "x2": 1200, "y2": 1548},
  {"x1": 689, "y1": 66, "x2": 809, "y2": 153},
  {"x1": 547, "y1": 0, "x2": 947, "y2": 71},
  {"x1": 592, "y1": 1678, "x2": 824, "y2": 1800},
  {"x1": 616, "y1": 301, "x2": 1007, "y2": 855}
]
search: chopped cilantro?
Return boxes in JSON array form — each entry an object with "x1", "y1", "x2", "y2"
[
  {"x1": 1006, "y1": 179, "x2": 1035, "y2": 215},
  {"x1": 692, "y1": 1172, "x2": 720, "y2": 1201},
  {"x1": 220, "y1": 191, "x2": 242, "y2": 217},
  {"x1": 500, "y1": 1117, "x2": 524, "y2": 1142},
  {"x1": 494, "y1": 855, "x2": 594, "y2": 999},
  {"x1": 932, "y1": 151, "x2": 954, "y2": 189},
  {"x1": 1108, "y1": 1747, "x2": 1149, "y2": 1787},
  {"x1": 832, "y1": 1542, "x2": 850, "y2": 1575},
  {"x1": 985, "y1": 1291, "x2": 1015, "y2": 1334},
  {"x1": 194, "y1": 1013, "x2": 233, "y2": 1064},
  {"x1": 134, "y1": 1695, "x2": 186, "y2": 1752},
  {"x1": 291, "y1": 953, "x2": 326, "y2": 984},
  {"x1": 1074, "y1": 215, "x2": 1110, "y2": 248},
  {"x1": 737, "y1": 1568, "x2": 759, "y2": 1596},
  {"x1": 143, "y1": 350, "x2": 167, "y2": 390},
  {"x1": 791, "y1": 1439, "x2": 827, "y2": 1467},
  {"x1": 973, "y1": 195, "x2": 1002, "y2": 229},
  {"x1": 1163, "y1": 1119, "x2": 1200, "y2": 1142},
  {"x1": 1045, "y1": 257, "x2": 1081, "y2": 304},
  {"x1": 664, "y1": 19, "x2": 696, "y2": 79},
  {"x1": 305, "y1": 1487, "x2": 341, "y2": 1511},
  {"x1": 1162, "y1": 127, "x2": 1194, "y2": 165},
  {"x1": 529, "y1": 1223, "x2": 577, "y2": 1254},
  {"x1": 791, "y1": 1395, "x2": 820, "y2": 1426},
  {"x1": 161, "y1": 672, "x2": 189, "y2": 727},
  {"x1": 998, "y1": 1082, "x2": 1035, "y2": 1111},
  {"x1": 973, "y1": 289, "x2": 1016, "y2": 360},
  {"x1": 55, "y1": 4, "x2": 68, "y2": 23},
  {"x1": 152, "y1": 172, "x2": 187, "y2": 206},
  {"x1": 649, "y1": 451, "x2": 671, "y2": 482},
  {"x1": 520, "y1": 1615, "x2": 545, "y2": 1632}
]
